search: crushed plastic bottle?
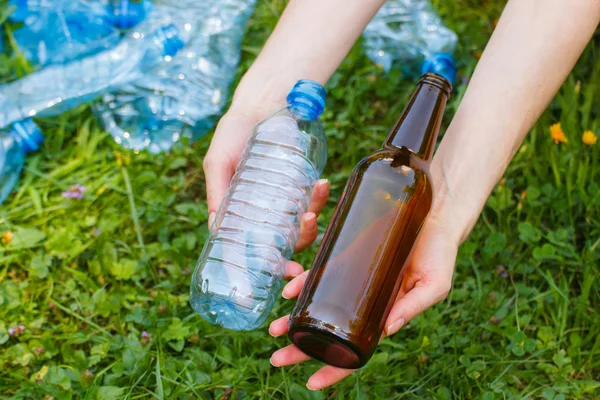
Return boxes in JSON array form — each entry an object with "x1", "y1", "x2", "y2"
[
  {"x1": 363, "y1": 0, "x2": 458, "y2": 83},
  {"x1": 0, "y1": 23, "x2": 185, "y2": 129},
  {"x1": 7, "y1": 0, "x2": 141, "y2": 67},
  {"x1": 94, "y1": 0, "x2": 257, "y2": 153},
  {"x1": 0, "y1": 118, "x2": 43, "y2": 205},
  {"x1": 190, "y1": 80, "x2": 328, "y2": 331}
]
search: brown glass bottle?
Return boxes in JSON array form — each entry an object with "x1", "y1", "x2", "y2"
[{"x1": 288, "y1": 73, "x2": 451, "y2": 369}]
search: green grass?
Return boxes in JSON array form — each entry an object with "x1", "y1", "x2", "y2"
[{"x1": 1, "y1": 1, "x2": 599, "y2": 399}]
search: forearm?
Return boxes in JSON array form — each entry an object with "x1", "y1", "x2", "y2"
[
  {"x1": 231, "y1": 0, "x2": 386, "y2": 113},
  {"x1": 432, "y1": 0, "x2": 600, "y2": 243}
]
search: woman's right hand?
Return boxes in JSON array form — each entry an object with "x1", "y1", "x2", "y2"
[{"x1": 203, "y1": 101, "x2": 330, "y2": 252}]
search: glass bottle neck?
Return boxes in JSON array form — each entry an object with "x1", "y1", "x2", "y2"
[{"x1": 383, "y1": 74, "x2": 450, "y2": 161}]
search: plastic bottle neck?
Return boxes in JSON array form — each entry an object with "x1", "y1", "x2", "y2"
[
  {"x1": 151, "y1": 24, "x2": 185, "y2": 58},
  {"x1": 383, "y1": 73, "x2": 451, "y2": 161},
  {"x1": 286, "y1": 80, "x2": 326, "y2": 121},
  {"x1": 9, "y1": 119, "x2": 44, "y2": 153},
  {"x1": 111, "y1": 0, "x2": 148, "y2": 29}
]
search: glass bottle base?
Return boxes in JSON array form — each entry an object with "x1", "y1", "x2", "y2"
[{"x1": 288, "y1": 323, "x2": 367, "y2": 369}]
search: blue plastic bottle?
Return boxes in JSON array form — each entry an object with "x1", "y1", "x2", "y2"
[
  {"x1": 94, "y1": 0, "x2": 257, "y2": 153},
  {"x1": 362, "y1": 0, "x2": 458, "y2": 83},
  {"x1": 190, "y1": 80, "x2": 328, "y2": 331},
  {"x1": 9, "y1": 0, "x2": 127, "y2": 67},
  {"x1": 0, "y1": 119, "x2": 43, "y2": 205},
  {"x1": 0, "y1": 24, "x2": 185, "y2": 129}
]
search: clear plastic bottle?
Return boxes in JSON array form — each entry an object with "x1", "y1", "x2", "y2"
[
  {"x1": 362, "y1": 0, "x2": 458, "y2": 83},
  {"x1": 0, "y1": 119, "x2": 44, "y2": 205},
  {"x1": 0, "y1": 23, "x2": 185, "y2": 129},
  {"x1": 190, "y1": 80, "x2": 328, "y2": 331},
  {"x1": 8, "y1": 0, "x2": 131, "y2": 67},
  {"x1": 94, "y1": 0, "x2": 257, "y2": 153}
]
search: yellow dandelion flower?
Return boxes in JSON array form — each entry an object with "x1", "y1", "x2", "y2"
[
  {"x1": 550, "y1": 123, "x2": 568, "y2": 144},
  {"x1": 582, "y1": 130, "x2": 597, "y2": 146},
  {"x1": 1, "y1": 231, "x2": 13, "y2": 244}
]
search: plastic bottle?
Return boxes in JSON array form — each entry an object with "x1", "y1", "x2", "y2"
[
  {"x1": 94, "y1": 0, "x2": 257, "y2": 153},
  {"x1": 0, "y1": 23, "x2": 185, "y2": 129},
  {"x1": 8, "y1": 0, "x2": 131, "y2": 67},
  {"x1": 190, "y1": 80, "x2": 328, "y2": 331},
  {"x1": 288, "y1": 73, "x2": 451, "y2": 369},
  {"x1": 0, "y1": 118, "x2": 44, "y2": 205},
  {"x1": 362, "y1": 0, "x2": 458, "y2": 83}
]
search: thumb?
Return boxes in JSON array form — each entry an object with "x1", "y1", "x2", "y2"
[
  {"x1": 384, "y1": 280, "x2": 451, "y2": 336},
  {"x1": 203, "y1": 153, "x2": 235, "y2": 228}
]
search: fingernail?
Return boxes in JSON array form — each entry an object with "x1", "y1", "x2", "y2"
[
  {"x1": 303, "y1": 213, "x2": 316, "y2": 227},
  {"x1": 306, "y1": 382, "x2": 317, "y2": 391},
  {"x1": 208, "y1": 212, "x2": 216, "y2": 228},
  {"x1": 387, "y1": 318, "x2": 405, "y2": 335},
  {"x1": 282, "y1": 289, "x2": 291, "y2": 299},
  {"x1": 270, "y1": 356, "x2": 280, "y2": 367},
  {"x1": 317, "y1": 179, "x2": 329, "y2": 194}
]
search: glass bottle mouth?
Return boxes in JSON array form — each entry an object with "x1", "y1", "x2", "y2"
[
  {"x1": 10, "y1": 118, "x2": 44, "y2": 153},
  {"x1": 418, "y1": 72, "x2": 452, "y2": 97},
  {"x1": 286, "y1": 79, "x2": 327, "y2": 121}
]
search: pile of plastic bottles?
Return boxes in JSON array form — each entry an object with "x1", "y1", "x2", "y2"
[
  {"x1": 0, "y1": 0, "x2": 458, "y2": 209},
  {"x1": 0, "y1": 0, "x2": 258, "y2": 204},
  {"x1": 363, "y1": 0, "x2": 458, "y2": 83},
  {"x1": 0, "y1": 0, "x2": 257, "y2": 154}
]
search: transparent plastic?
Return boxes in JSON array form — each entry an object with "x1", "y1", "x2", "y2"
[
  {"x1": 190, "y1": 80, "x2": 327, "y2": 331},
  {"x1": 94, "y1": 0, "x2": 257, "y2": 153},
  {"x1": 0, "y1": 24, "x2": 185, "y2": 129},
  {"x1": 8, "y1": 0, "x2": 135, "y2": 67},
  {"x1": 0, "y1": 119, "x2": 43, "y2": 205},
  {"x1": 363, "y1": 0, "x2": 458, "y2": 82}
]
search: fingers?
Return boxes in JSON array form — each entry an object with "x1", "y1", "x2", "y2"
[
  {"x1": 295, "y1": 212, "x2": 318, "y2": 251},
  {"x1": 203, "y1": 152, "x2": 234, "y2": 228},
  {"x1": 268, "y1": 315, "x2": 290, "y2": 337},
  {"x1": 270, "y1": 345, "x2": 311, "y2": 367},
  {"x1": 384, "y1": 280, "x2": 450, "y2": 336},
  {"x1": 306, "y1": 366, "x2": 356, "y2": 391},
  {"x1": 284, "y1": 261, "x2": 304, "y2": 280},
  {"x1": 203, "y1": 112, "x2": 259, "y2": 227},
  {"x1": 295, "y1": 179, "x2": 329, "y2": 251},
  {"x1": 282, "y1": 270, "x2": 309, "y2": 299},
  {"x1": 308, "y1": 179, "x2": 330, "y2": 216}
]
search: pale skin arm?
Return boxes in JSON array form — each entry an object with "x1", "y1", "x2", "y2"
[{"x1": 267, "y1": 0, "x2": 600, "y2": 390}]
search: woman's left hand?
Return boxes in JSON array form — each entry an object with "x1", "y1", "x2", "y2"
[{"x1": 267, "y1": 214, "x2": 459, "y2": 390}]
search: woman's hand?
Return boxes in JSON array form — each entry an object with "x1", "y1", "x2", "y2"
[
  {"x1": 203, "y1": 103, "x2": 330, "y2": 251},
  {"x1": 267, "y1": 213, "x2": 459, "y2": 390}
]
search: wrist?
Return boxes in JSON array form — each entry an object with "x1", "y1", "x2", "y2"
[
  {"x1": 429, "y1": 146, "x2": 487, "y2": 245},
  {"x1": 230, "y1": 67, "x2": 300, "y2": 119}
]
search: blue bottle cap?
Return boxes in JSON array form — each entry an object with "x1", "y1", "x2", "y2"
[
  {"x1": 286, "y1": 79, "x2": 327, "y2": 121},
  {"x1": 153, "y1": 24, "x2": 185, "y2": 57},
  {"x1": 10, "y1": 118, "x2": 44, "y2": 153},
  {"x1": 110, "y1": 0, "x2": 148, "y2": 29},
  {"x1": 421, "y1": 53, "x2": 457, "y2": 85}
]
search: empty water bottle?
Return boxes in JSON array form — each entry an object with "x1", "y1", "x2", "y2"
[
  {"x1": 8, "y1": 0, "x2": 130, "y2": 67},
  {"x1": 0, "y1": 23, "x2": 185, "y2": 129},
  {"x1": 190, "y1": 80, "x2": 328, "y2": 331},
  {"x1": 94, "y1": 0, "x2": 257, "y2": 153},
  {"x1": 0, "y1": 119, "x2": 43, "y2": 205},
  {"x1": 363, "y1": 0, "x2": 458, "y2": 83}
]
